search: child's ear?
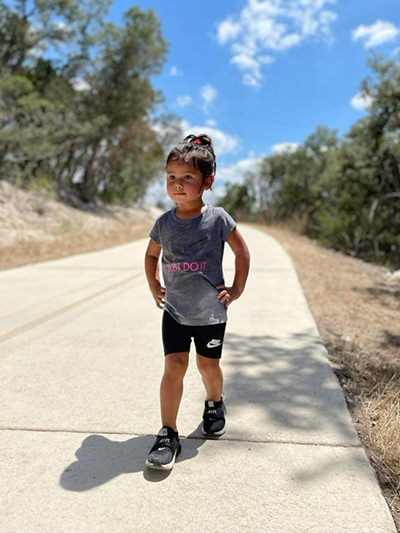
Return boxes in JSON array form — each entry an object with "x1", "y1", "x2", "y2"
[{"x1": 204, "y1": 175, "x2": 214, "y2": 190}]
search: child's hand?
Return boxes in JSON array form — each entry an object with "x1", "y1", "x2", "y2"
[
  {"x1": 150, "y1": 282, "x2": 166, "y2": 309},
  {"x1": 216, "y1": 285, "x2": 242, "y2": 308}
]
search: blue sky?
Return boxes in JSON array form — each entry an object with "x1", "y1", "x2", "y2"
[{"x1": 110, "y1": 0, "x2": 400, "y2": 201}]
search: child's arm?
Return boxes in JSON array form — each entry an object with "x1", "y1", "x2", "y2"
[
  {"x1": 144, "y1": 238, "x2": 165, "y2": 308},
  {"x1": 217, "y1": 227, "x2": 250, "y2": 307}
]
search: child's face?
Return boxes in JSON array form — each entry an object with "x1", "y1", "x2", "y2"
[{"x1": 166, "y1": 160, "x2": 212, "y2": 204}]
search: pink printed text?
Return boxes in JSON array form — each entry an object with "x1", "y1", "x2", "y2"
[{"x1": 167, "y1": 261, "x2": 207, "y2": 273}]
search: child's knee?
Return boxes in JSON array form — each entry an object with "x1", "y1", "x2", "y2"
[
  {"x1": 196, "y1": 355, "x2": 220, "y2": 377},
  {"x1": 164, "y1": 352, "x2": 189, "y2": 376}
]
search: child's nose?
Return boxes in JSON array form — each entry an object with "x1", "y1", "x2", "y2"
[{"x1": 174, "y1": 179, "x2": 184, "y2": 189}]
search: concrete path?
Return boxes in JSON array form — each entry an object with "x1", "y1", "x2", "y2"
[{"x1": 0, "y1": 225, "x2": 396, "y2": 532}]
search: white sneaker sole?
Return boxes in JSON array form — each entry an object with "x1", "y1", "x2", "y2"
[
  {"x1": 146, "y1": 446, "x2": 181, "y2": 471},
  {"x1": 201, "y1": 425, "x2": 226, "y2": 437}
]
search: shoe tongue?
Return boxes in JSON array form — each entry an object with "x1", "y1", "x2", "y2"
[
  {"x1": 159, "y1": 427, "x2": 169, "y2": 436},
  {"x1": 207, "y1": 400, "x2": 215, "y2": 408}
]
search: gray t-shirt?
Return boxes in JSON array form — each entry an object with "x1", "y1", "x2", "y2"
[{"x1": 150, "y1": 205, "x2": 236, "y2": 325}]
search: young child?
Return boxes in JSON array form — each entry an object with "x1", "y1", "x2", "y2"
[{"x1": 144, "y1": 133, "x2": 250, "y2": 470}]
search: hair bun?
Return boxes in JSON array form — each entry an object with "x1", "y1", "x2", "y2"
[
  {"x1": 183, "y1": 134, "x2": 213, "y2": 147},
  {"x1": 168, "y1": 133, "x2": 217, "y2": 177}
]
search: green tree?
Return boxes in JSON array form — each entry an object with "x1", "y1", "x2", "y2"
[
  {"x1": 74, "y1": 7, "x2": 168, "y2": 203},
  {"x1": 0, "y1": 2, "x2": 173, "y2": 205},
  {"x1": 0, "y1": 0, "x2": 112, "y2": 189},
  {"x1": 253, "y1": 126, "x2": 339, "y2": 230},
  {"x1": 218, "y1": 181, "x2": 254, "y2": 220},
  {"x1": 0, "y1": 0, "x2": 111, "y2": 71},
  {"x1": 315, "y1": 54, "x2": 400, "y2": 266}
]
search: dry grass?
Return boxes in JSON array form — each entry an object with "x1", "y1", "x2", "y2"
[
  {"x1": 0, "y1": 180, "x2": 157, "y2": 270},
  {"x1": 0, "y1": 221, "x2": 150, "y2": 270},
  {"x1": 259, "y1": 224, "x2": 400, "y2": 530}
]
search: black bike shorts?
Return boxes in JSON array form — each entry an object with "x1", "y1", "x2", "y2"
[{"x1": 162, "y1": 311, "x2": 226, "y2": 359}]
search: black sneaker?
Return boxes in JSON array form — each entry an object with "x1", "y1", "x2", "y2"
[
  {"x1": 202, "y1": 398, "x2": 226, "y2": 437},
  {"x1": 146, "y1": 426, "x2": 181, "y2": 471}
]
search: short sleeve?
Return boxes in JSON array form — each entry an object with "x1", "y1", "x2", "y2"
[
  {"x1": 149, "y1": 217, "x2": 161, "y2": 245},
  {"x1": 219, "y1": 208, "x2": 236, "y2": 241}
]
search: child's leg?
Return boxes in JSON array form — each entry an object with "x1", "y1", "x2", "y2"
[
  {"x1": 197, "y1": 353, "x2": 226, "y2": 437},
  {"x1": 196, "y1": 354, "x2": 223, "y2": 401},
  {"x1": 160, "y1": 352, "x2": 189, "y2": 431}
]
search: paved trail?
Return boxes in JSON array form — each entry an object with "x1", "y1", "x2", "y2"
[{"x1": 0, "y1": 225, "x2": 395, "y2": 532}]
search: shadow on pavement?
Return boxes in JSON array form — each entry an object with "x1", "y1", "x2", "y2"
[
  {"x1": 60, "y1": 426, "x2": 206, "y2": 491},
  {"x1": 223, "y1": 330, "x2": 357, "y2": 443},
  {"x1": 60, "y1": 331, "x2": 357, "y2": 492}
]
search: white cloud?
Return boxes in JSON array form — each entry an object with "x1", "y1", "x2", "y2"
[
  {"x1": 352, "y1": 20, "x2": 399, "y2": 48},
  {"x1": 217, "y1": 156, "x2": 262, "y2": 185},
  {"x1": 169, "y1": 65, "x2": 183, "y2": 76},
  {"x1": 152, "y1": 120, "x2": 239, "y2": 158},
  {"x1": 70, "y1": 77, "x2": 91, "y2": 92},
  {"x1": 350, "y1": 92, "x2": 373, "y2": 111},
  {"x1": 206, "y1": 119, "x2": 217, "y2": 127},
  {"x1": 231, "y1": 53, "x2": 260, "y2": 72},
  {"x1": 204, "y1": 156, "x2": 263, "y2": 203},
  {"x1": 243, "y1": 73, "x2": 261, "y2": 87},
  {"x1": 216, "y1": 0, "x2": 337, "y2": 87},
  {"x1": 175, "y1": 95, "x2": 192, "y2": 107},
  {"x1": 217, "y1": 18, "x2": 241, "y2": 44},
  {"x1": 180, "y1": 120, "x2": 239, "y2": 156},
  {"x1": 200, "y1": 84, "x2": 218, "y2": 112},
  {"x1": 271, "y1": 142, "x2": 299, "y2": 154}
]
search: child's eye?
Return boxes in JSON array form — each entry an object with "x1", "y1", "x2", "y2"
[
  {"x1": 184, "y1": 175, "x2": 193, "y2": 180},
  {"x1": 168, "y1": 175, "x2": 175, "y2": 181}
]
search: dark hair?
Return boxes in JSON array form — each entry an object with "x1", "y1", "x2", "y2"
[{"x1": 166, "y1": 134, "x2": 216, "y2": 181}]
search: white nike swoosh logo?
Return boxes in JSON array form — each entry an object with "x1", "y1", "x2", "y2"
[{"x1": 207, "y1": 339, "x2": 222, "y2": 348}]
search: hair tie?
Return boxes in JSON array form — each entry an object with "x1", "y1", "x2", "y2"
[{"x1": 193, "y1": 138, "x2": 202, "y2": 145}]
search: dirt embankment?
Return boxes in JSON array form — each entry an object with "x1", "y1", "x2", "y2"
[{"x1": 0, "y1": 181, "x2": 159, "y2": 269}]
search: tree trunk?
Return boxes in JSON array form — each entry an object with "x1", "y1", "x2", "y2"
[{"x1": 80, "y1": 147, "x2": 98, "y2": 203}]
